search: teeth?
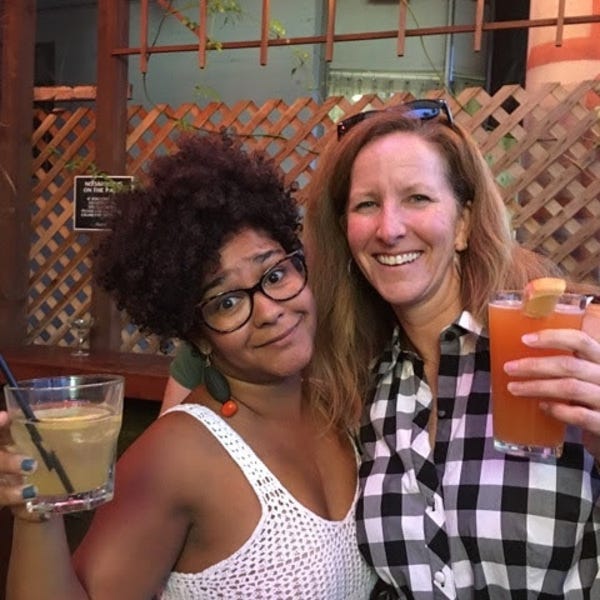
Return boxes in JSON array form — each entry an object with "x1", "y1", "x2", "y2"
[{"x1": 376, "y1": 252, "x2": 421, "y2": 266}]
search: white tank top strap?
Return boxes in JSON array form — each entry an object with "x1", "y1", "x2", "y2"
[{"x1": 162, "y1": 403, "x2": 278, "y2": 499}]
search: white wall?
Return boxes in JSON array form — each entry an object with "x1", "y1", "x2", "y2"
[
  {"x1": 126, "y1": 0, "x2": 322, "y2": 106},
  {"x1": 35, "y1": 0, "x2": 490, "y2": 107},
  {"x1": 327, "y1": 0, "x2": 489, "y2": 96}
]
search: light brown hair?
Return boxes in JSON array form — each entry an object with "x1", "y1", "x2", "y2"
[{"x1": 304, "y1": 109, "x2": 570, "y2": 429}]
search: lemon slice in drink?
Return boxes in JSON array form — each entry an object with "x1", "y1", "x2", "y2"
[{"x1": 523, "y1": 277, "x2": 566, "y2": 318}]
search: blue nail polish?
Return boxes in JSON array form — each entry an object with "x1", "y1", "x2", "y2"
[
  {"x1": 21, "y1": 458, "x2": 36, "y2": 473},
  {"x1": 22, "y1": 485, "x2": 37, "y2": 500}
]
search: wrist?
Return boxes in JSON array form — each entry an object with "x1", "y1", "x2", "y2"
[{"x1": 11, "y1": 507, "x2": 51, "y2": 524}]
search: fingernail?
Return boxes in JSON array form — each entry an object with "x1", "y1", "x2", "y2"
[
  {"x1": 22, "y1": 485, "x2": 37, "y2": 500},
  {"x1": 522, "y1": 333, "x2": 538, "y2": 344},
  {"x1": 20, "y1": 458, "x2": 36, "y2": 473}
]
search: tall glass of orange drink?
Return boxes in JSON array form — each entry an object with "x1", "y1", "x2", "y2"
[{"x1": 488, "y1": 291, "x2": 586, "y2": 459}]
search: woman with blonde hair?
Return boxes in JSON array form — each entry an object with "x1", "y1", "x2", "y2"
[{"x1": 305, "y1": 99, "x2": 600, "y2": 598}]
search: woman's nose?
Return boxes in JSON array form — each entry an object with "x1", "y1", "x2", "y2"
[
  {"x1": 251, "y1": 290, "x2": 284, "y2": 325},
  {"x1": 376, "y1": 203, "x2": 407, "y2": 244}
]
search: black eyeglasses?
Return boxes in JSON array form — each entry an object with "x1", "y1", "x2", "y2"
[
  {"x1": 197, "y1": 250, "x2": 308, "y2": 333},
  {"x1": 337, "y1": 98, "x2": 454, "y2": 140}
]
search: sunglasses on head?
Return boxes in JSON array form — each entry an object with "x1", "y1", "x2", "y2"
[{"x1": 336, "y1": 98, "x2": 454, "y2": 141}]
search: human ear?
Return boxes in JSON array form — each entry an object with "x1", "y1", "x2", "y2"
[
  {"x1": 454, "y1": 202, "x2": 472, "y2": 252},
  {"x1": 196, "y1": 338, "x2": 212, "y2": 357}
]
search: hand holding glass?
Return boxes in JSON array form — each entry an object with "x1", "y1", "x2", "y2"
[
  {"x1": 488, "y1": 291, "x2": 587, "y2": 460},
  {"x1": 3, "y1": 375, "x2": 123, "y2": 514}
]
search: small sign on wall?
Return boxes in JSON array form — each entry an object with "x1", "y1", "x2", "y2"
[{"x1": 73, "y1": 175, "x2": 134, "y2": 231}]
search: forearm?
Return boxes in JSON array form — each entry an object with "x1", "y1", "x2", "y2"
[{"x1": 7, "y1": 516, "x2": 89, "y2": 600}]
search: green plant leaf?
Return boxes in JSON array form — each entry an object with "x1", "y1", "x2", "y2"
[{"x1": 269, "y1": 19, "x2": 286, "y2": 39}]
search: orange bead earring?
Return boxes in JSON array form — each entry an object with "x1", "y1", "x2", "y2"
[
  {"x1": 202, "y1": 348, "x2": 238, "y2": 418},
  {"x1": 220, "y1": 399, "x2": 238, "y2": 418}
]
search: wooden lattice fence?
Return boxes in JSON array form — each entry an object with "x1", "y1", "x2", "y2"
[{"x1": 30, "y1": 81, "x2": 600, "y2": 353}]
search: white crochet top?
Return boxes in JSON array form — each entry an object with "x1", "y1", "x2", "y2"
[{"x1": 158, "y1": 404, "x2": 377, "y2": 600}]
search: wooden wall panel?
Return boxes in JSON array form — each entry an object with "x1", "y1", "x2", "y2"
[{"x1": 29, "y1": 82, "x2": 600, "y2": 352}]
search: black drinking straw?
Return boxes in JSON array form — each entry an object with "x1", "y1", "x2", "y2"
[{"x1": 0, "y1": 354, "x2": 74, "y2": 494}]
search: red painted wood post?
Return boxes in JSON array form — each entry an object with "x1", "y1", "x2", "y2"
[
  {"x1": 0, "y1": 0, "x2": 37, "y2": 347},
  {"x1": 92, "y1": 0, "x2": 130, "y2": 351}
]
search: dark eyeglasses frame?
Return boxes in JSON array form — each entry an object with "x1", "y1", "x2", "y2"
[
  {"x1": 197, "y1": 249, "x2": 307, "y2": 334},
  {"x1": 337, "y1": 98, "x2": 454, "y2": 140}
]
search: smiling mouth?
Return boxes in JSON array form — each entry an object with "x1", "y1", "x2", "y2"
[
  {"x1": 256, "y1": 318, "x2": 301, "y2": 348},
  {"x1": 375, "y1": 251, "x2": 422, "y2": 266}
]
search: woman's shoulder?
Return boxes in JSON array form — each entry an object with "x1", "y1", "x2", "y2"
[
  {"x1": 152, "y1": 402, "x2": 235, "y2": 457},
  {"x1": 118, "y1": 403, "x2": 235, "y2": 499}
]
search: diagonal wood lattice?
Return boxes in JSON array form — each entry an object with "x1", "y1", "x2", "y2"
[{"x1": 30, "y1": 81, "x2": 600, "y2": 352}]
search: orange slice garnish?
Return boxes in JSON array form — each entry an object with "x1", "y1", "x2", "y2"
[{"x1": 523, "y1": 277, "x2": 566, "y2": 318}]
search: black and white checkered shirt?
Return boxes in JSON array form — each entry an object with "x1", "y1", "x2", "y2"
[{"x1": 357, "y1": 311, "x2": 600, "y2": 599}]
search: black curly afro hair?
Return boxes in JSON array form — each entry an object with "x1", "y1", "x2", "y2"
[{"x1": 93, "y1": 131, "x2": 302, "y2": 342}]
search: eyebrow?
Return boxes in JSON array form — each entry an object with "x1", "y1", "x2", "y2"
[
  {"x1": 349, "y1": 182, "x2": 433, "y2": 202},
  {"x1": 201, "y1": 248, "x2": 283, "y2": 296}
]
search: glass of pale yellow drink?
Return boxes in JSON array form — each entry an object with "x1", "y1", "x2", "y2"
[
  {"x1": 488, "y1": 291, "x2": 587, "y2": 460},
  {"x1": 4, "y1": 374, "x2": 124, "y2": 514}
]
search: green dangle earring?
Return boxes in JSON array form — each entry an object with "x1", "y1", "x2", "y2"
[{"x1": 200, "y1": 348, "x2": 238, "y2": 418}]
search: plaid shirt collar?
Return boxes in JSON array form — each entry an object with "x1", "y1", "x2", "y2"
[{"x1": 377, "y1": 309, "x2": 485, "y2": 375}]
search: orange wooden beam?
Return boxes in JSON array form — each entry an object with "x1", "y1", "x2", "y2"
[
  {"x1": 556, "y1": 0, "x2": 566, "y2": 46},
  {"x1": 111, "y1": 14, "x2": 600, "y2": 58},
  {"x1": 260, "y1": 0, "x2": 270, "y2": 66},
  {"x1": 397, "y1": 0, "x2": 408, "y2": 56},
  {"x1": 94, "y1": 0, "x2": 130, "y2": 351},
  {"x1": 0, "y1": 0, "x2": 36, "y2": 345},
  {"x1": 325, "y1": 0, "x2": 337, "y2": 62},
  {"x1": 140, "y1": 0, "x2": 149, "y2": 73},
  {"x1": 474, "y1": 0, "x2": 484, "y2": 51},
  {"x1": 199, "y1": 0, "x2": 208, "y2": 68}
]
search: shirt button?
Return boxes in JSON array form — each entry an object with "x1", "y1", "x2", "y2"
[
  {"x1": 434, "y1": 571, "x2": 446, "y2": 586},
  {"x1": 438, "y1": 409, "x2": 446, "y2": 418}
]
